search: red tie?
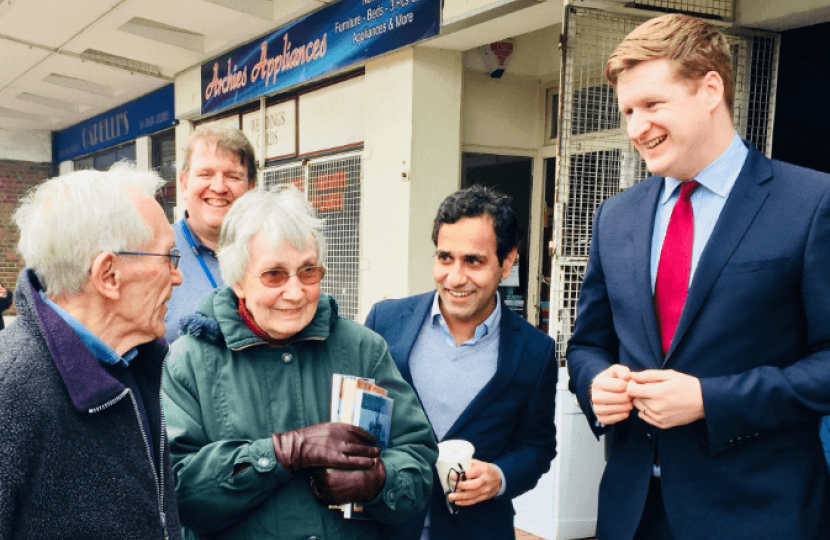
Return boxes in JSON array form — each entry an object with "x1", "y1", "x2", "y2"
[{"x1": 655, "y1": 180, "x2": 699, "y2": 355}]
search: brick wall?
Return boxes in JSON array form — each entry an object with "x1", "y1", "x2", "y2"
[{"x1": 1, "y1": 159, "x2": 55, "y2": 315}]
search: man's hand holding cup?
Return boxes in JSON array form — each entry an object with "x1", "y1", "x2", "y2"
[
  {"x1": 447, "y1": 459, "x2": 503, "y2": 507},
  {"x1": 436, "y1": 440, "x2": 479, "y2": 513}
]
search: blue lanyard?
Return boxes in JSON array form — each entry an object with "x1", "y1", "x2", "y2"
[{"x1": 180, "y1": 221, "x2": 218, "y2": 288}]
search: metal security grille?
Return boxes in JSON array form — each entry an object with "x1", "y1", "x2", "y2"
[
  {"x1": 601, "y1": 0, "x2": 734, "y2": 21},
  {"x1": 262, "y1": 153, "x2": 362, "y2": 321},
  {"x1": 731, "y1": 33, "x2": 780, "y2": 155},
  {"x1": 551, "y1": 6, "x2": 779, "y2": 361}
]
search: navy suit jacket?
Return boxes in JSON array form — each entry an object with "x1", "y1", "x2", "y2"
[
  {"x1": 366, "y1": 292, "x2": 558, "y2": 540},
  {"x1": 567, "y1": 144, "x2": 830, "y2": 540}
]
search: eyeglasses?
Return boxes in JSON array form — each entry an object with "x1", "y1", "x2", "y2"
[
  {"x1": 116, "y1": 249, "x2": 181, "y2": 269},
  {"x1": 446, "y1": 466, "x2": 467, "y2": 515},
  {"x1": 254, "y1": 265, "x2": 327, "y2": 288}
]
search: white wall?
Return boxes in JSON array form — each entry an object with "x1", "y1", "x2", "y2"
[
  {"x1": 409, "y1": 47, "x2": 464, "y2": 295},
  {"x1": 464, "y1": 25, "x2": 559, "y2": 79},
  {"x1": 0, "y1": 128, "x2": 51, "y2": 162},
  {"x1": 361, "y1": 48, "x2": 417, "y2": 313},
  {"x1": 461, "y1": 25, "x2": 557, "y2": 150},
  {"x1": 175, "y1": 66, "x2": 202, "y2": 121},
  {"x1": 463, "y1": 71, "x2": 541, "y2": 150},
  {"x1": 174, "y1": 120, "x2": 194, "y2": 220},
  {"x1": 135, "y1": 136, "x2": 151, "y2": 171},
  {"x1": 299, "y1": 76, "x2": 365, "y2": 155},
  {"x1": 360, "y1": 46, "x2": 464, "y2": 317},
  {"x1": 737, "y1": 0, "x2": 830, "y2": 30},
  {"x1": 443, "y1": 0, "x2": 517, "y2": 21}
]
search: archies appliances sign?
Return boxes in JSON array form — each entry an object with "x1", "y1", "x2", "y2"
[{"x1": 201, "y1": 0, "x2": 441, "y2": 115}]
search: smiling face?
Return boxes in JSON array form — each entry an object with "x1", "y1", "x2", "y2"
[
  {"x1": 120, "y1": 195, "x2": 183, "y2": 342},
  {"x1": 433, "y1": 215, "x2": 517, "y2": 334},
  {"x1": 617, "y1": 58, "x2": 725, "y2": 181},
  {"x1": 180, "y1": 139, "x2": 254, "y2": 247},
  {"x1": 232, "y1": 233, "x2": 320, "y2": 341}
]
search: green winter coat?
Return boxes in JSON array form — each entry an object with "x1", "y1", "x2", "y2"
[{"x1": 162, "y1": 287, "x2": 437, "y2": 540}]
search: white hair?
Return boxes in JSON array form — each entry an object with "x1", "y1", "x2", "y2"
[
  {"x1": 218, "y1": 186, "x2": 326, "y2": 287},
  {"x1": 13, "y1": 164, "x2": 165, "y2": 297}
]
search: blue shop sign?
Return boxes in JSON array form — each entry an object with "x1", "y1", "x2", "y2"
[
  {"x1": 201, "y1": 0, "x2": 440, "y2": 115},
  {"x1": 54, "y1": 85, "x2": 175, "y2": 163}
]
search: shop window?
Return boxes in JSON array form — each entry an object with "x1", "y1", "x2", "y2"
[
  {"x1": 539, "y1": 157, "x2": 556, "y2": 336},
  {"x1": 545, "y1": 88, "x2": 559, "y2": 143},
  {"x1": 152, "y1": 129, "x2": 177, "y2": 223},
  {"x1": 94, "y1": 151, "x2": 117, "y2": 171},
  {"x1": 73, "y1": 142, "x2": 136, "y2": 172},
  {"x1": 262, "y1": 153, "x2": 362, "y2": 321},
  {"x1": 462, "y1": 153, "x2": 532, "y2": 320},
  {"x1": 561, "y1": 149, "x2": 621, "y2": 259},
  {"x1": 75, "y1": 155, "x2": 94, "y2": 170},
  {"x1": 117, "y1": 144, "x2": 136, "y2": 162},
  {"x1": 570, "y1": 84, "x2": 620, "y2": 135}
]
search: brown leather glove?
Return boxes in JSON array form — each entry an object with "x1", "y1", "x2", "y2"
[
  {"x1": 309, "y1": 458, "x2": 387, "y2": 505},
  {"x1": 271, "y1": 422, "x2": 380, "y2": 473}
]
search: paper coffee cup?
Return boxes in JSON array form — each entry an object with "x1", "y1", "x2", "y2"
[{"x1": 436, "y1": 439, "x2": 475, "y2": 494}]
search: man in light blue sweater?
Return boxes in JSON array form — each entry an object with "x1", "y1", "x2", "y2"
[{"x1": 164, "y1": 126, "x2": 257, "y2": 344}]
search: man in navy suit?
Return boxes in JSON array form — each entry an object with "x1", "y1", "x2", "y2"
[
  {"x1": 365, "y1": 185, "x2": 557, "y2": 540},
  {"x1": 567, "y1": 14, "x2": 830, "y2": 540}
]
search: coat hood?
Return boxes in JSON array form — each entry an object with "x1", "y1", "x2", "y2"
[{"x1": 179, "y1": 285, "x2": 340, "y2": 350}]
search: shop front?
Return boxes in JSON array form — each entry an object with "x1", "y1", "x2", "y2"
[
  {"x1": 174, "y1": 0, "x2": 443, "y2": 322},
  {"x1": 174, "y1": 1, "x2": 569, "y2": 533},
  {"x1": 169, "y1": 0, "x2": 830, "y2": 537},
  {"x1": 54, "y1": 84, "x2": 177, "y2": 221}
]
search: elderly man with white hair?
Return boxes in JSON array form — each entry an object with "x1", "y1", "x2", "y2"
[
  {"x1": 162, "y1": 187, "x2": 437, "y2": 540},
  {"x1": 0, "y1": 167, "x2": 183, "y2": 539}
]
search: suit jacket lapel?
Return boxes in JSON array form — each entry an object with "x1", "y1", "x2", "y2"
[
  {"x1": 443, "y1": 303, "x2": 523, "y2": 440},
  {"x1": 392, "y1": 292, "x2": 434, "y2": 384},
  {"x1": 632, "y1": 179, "x2": 667, "y2": 365},
  {"x1": 665, "y1": 146, "x2": 773, "y2": 362}
]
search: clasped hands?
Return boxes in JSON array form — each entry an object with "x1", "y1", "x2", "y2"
[
  {"x1": 271, "y1": 422, "x2": 385, "y2": 505},
  {"x1": 590, "y1": 364, "x2": 705, "y2": 429}
]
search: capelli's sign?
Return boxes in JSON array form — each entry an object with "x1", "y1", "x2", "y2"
[
  {"x1": 53, "y1": 85, "x2": 175, "y2": 163},
  {"x1": 201, "y1": 0, "x2": 440, "y2": 115},
  {"x1": 82, "y1": 112, "x2": 129, "y2": 149}
]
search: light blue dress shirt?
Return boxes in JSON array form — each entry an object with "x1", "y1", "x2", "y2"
[
  {"x1": 650, "y1": 132, "x2": 748, "y2": 291},
  {"x1": 410, "y1": 292, "x2": 507, "y2": 540},
  {"x1": 39, "y1": 291, "x2": 137, "y2": 366},
  {"x1": 648, "y1": 132, "x2": 748, "y2": 477},
  {"x1": 429, "y1": 290, "x2": 501, "y2": 349},
  {"x1": 164, "y1": 215, "x2": 224, "y2": 344}
]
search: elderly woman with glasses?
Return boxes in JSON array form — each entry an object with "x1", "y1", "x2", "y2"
[{"x1": 162, "y1": 187, "x2": 437, "y2": 540}]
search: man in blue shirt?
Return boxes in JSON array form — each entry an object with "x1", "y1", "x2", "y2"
[
  {"x1": 567, "y1": 14, "x2": 830, "y2": 540},
  {"x1": 366, "y1": 186, "x2": 558, "y2": 540},
  {"x1": 0, "y1": 166, "x2": 184, "y2": 538},
  {"x1": 164, "y1": 125, "x2": 257, "y2": 343}
]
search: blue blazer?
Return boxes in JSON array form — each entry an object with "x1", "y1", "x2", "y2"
[
  {"x1": 366, "y1": 292, "x2": 558, "y2": 540},
  {"x1": 567, "y1": 144, "x2": 830, "y2": 540}
]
